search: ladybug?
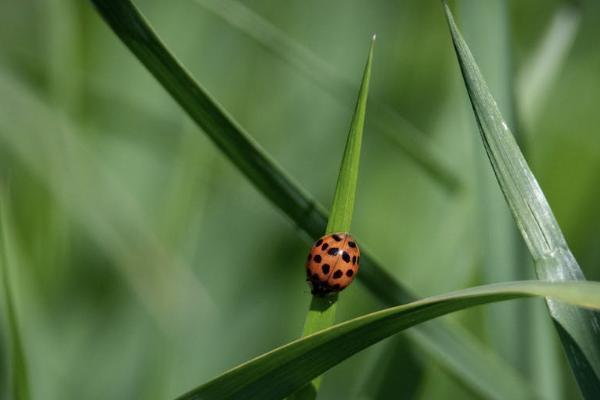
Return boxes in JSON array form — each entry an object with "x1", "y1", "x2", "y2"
[{"x1": 305, "y1": 232, "x2": 361, "y2": 296}]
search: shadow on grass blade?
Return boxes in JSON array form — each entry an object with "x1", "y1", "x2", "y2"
[{"x1": 444, "y1": 3, "x2": 600, "y2": 396}]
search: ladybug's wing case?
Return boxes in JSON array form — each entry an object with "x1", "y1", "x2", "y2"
[
  {"x1": 306, "y1": 233, "x2": 360, "y2": 295},
  {"x1": 326, "y1": 234, "x2": 360, "y2": 290},
  {"x1": 306, "y1": 236, "x2": 338, "y2": 282}
]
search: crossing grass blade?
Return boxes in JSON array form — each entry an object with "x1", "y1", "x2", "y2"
[
  {"x1": 88, "y1": 0, "x2": 534, "y2": 397},
  {"x1": 0, "y1": 195, "x2": 30, "y2": 400},
  {"x1": 444, "y1": 3, "x2": 600, "y2": 396},
  {"x1": 192, "y1": 0, "x2": 461, "y2": 192},
  {"x1": 176, "y1": 281, "x2": 600, "y2": 400}
]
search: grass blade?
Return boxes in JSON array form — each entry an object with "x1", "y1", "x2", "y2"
[
  {"x1": 88, "y1": 1, "x2": 533, "y2": 397},
  {"x1": 176, "y1": 280, "x2": 600, "y2": 400},
  {"x1": 192, "y1": 0, "x2": 461, "y2": 192},
  {"x1": 0, "y1": 195, "x2": 30, "y2": 400},
  {"x1": 444, "y1": 3, "x2": 600, "y2": 395},
  {"x1": 517, "y1": 3, "x2": 581, "y2": 129},
  {"x1": 325, "y1": 36, "x2": 373, "y2": 235},
  {"x1": 293, "y1": 36, "x2": 374, "y2": 399}
]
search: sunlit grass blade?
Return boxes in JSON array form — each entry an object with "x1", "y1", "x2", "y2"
[
  {"x1": 176, "y1": 281, "x2": 600, "y2": 400},
  {"x1": 192, "y1": 0, "x2": 461, "y2": 192},
  {"x1": 517, "y1": 3, "x2": 581, "y2": 129},
  {"x1": 444, "y1": 3, "x2": 600, "y2": 395},
  {"x1": 0, "y1": 195, "x2": 30, "y2": 400},
  {"x1": 293, "y1": 36, "x2": 374, "y2": 400},
  {"x1": 88, "y1": 1, "x2": 531, "y2": 397}
]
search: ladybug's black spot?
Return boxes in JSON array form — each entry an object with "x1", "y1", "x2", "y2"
[
  {"x1": 333, "y1": 284, "x2": 341, "y2": 291},
  {"x1": 333, "y1": 270, "x2": 343, "y2": 279},
  {"x1": 348, "y1": 241, "x2": 356, "y2": 248},
  {"x1": 315, "y1": 239, "x2": 323, "y2": 247},
  {"x1": 346, "y1": 269, "x2": 354, "y2": 277},
  {"x1": 313, "y1": 254, "x2": 322, "y2": 263},
  {"x1": 328, "y1": 247, "x2": 339, "y2": 256},
  {"x1": 321, "y1": 264, "x2": 330, "y2": 274},
  {"x1": 352, "y1": 256, "x2": 356, "y2": 264},
  {"x1": 341, "y1": 252, "x2": 350, "y2": 263},
  {"x1": 311, "y1": 273, "x2": 319, "y2": 281},
  {"x1": 332, "y1": 234, "x2": 342, "y2": 241},
  {"x1": 321, "y1": 243, "x2": 329, "y2": 251}
]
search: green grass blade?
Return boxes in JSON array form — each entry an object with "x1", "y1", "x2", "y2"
[
  {"x1": 444, "y1": 3, "x2": 600, "y2": 395},
  {"x1": 176, "y1": 280, "x2": 600, "y2": 400},
  {"x1": 517, "y1": 3, "x2": 581, "y2": 129},
  {"x1": 192, "y1": 0, "x2": 461, "y2": 192},
  {"x1": 88, "y1": 1, "x2": 532, "y2": 397},
  {"x1": 325, "y1": 36, "x2": 373, "y2": 235},
  {"x1": 0, "y1": 196, "x2": 30, "y2": 400},
  {"x1": 293, "y1": 295, "x2": 337, "y2": 399},
  {"x1": 293, "y1": 37, "x2": 373, "y2": 399}
]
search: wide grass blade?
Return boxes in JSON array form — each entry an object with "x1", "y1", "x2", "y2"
[
  {"x1": 88, "y1": 1, "x2": 533, "y2": 397},
  {"x1": 0, "y1": 196, "x2": 30, "y2": 400},
  {"x1": 444, "y1": 3, "x2": 600, "y2": 396},
  {"x1": 176, "y1": 281, "x2": 600, "y2": 400},
  {"x1": 192, "y1": 0, "x2": 461, "y2": 192}
]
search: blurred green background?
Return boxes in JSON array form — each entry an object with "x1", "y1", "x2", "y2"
[{"x1": 1, "y1": 0, "x2": 600, "y2": 399}]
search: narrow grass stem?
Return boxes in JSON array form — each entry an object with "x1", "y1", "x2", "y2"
[{"x1": 291, "y1": 36, "x2": 374, "y2": 400}]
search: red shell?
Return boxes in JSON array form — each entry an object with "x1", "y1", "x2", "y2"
[{"x1": 305, "y1": 232, "x2": 361, "y2": 296}]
